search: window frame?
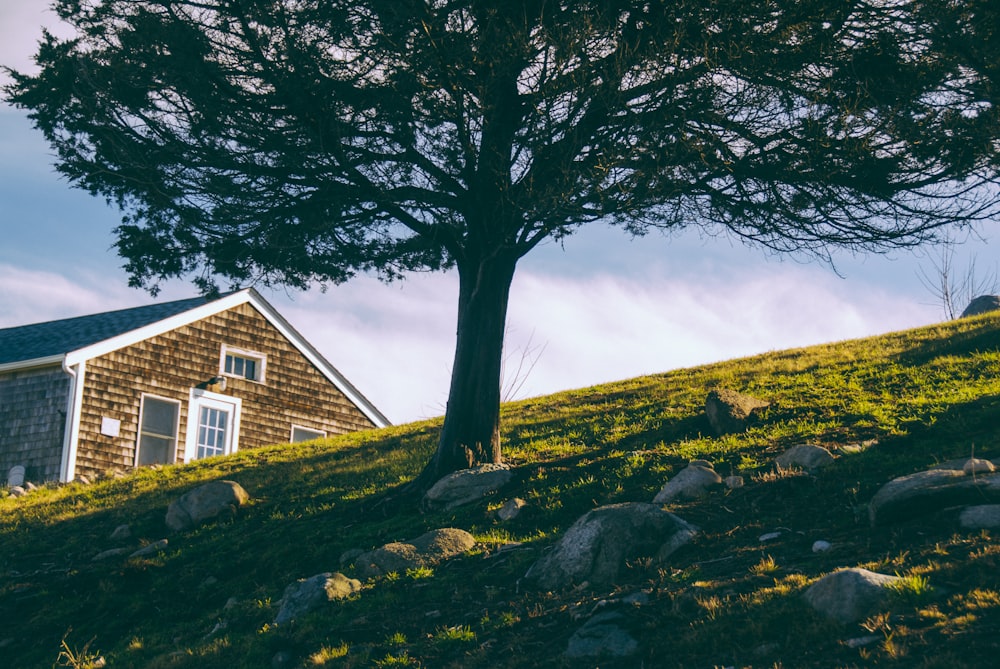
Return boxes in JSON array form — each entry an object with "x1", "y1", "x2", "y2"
[
  {"x1": 135, "y1": 393, "x2": 181, "y2": 467},
  {"x1": 290, "y1": 425, "x2": 327, "y2": 443},
  {"x1": 219, "y1": 344, "x2": 267, "y2": 383},
  {"x1": 184, "y1": 388, "x2": 242, "y2": 463}
]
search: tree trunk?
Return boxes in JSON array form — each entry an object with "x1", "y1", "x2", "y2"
[{"x1": 412, "y1": 251, "x2": 519, "y2": 488}]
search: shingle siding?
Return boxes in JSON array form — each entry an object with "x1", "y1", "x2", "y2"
[
  {"x1": 74, "y1": 303, "x2": 375, "y2": 479},
  {"x1": 0, "y1": 366, "x2": 69, "y2": 481}
]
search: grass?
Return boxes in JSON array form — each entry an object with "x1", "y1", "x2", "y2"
[{"x1": 3, "y1": 312, "x2": 1000, "y2": 667}]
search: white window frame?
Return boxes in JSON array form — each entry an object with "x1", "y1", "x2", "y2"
[
  {"x1": 290, "y1": 425, "x2": 327, "y2": 443},
  {"x1": 135, "y1": 393, "x2": 181, "y2": 467},
  {"x1": 185, "y1": 389, "x2": 242, "y2": 463},
  {"x1": 219, "y1": 344, "x2": 267, "y2": 383}
]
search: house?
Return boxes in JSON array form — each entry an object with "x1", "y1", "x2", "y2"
[{"x1": 0, "y1": 288, "x2": 389, "y2": 483}]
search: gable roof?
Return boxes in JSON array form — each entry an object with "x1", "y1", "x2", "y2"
[
  {"x1": 0, "y1": 295, "x2": 212, "y2": 366},
  {"x1": 0, "y1": 289, "x2": 389, "y2": 427}
]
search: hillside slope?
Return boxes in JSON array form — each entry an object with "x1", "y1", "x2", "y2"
[{"x1": 3, "y1": 313, "x2": 1000, "y2": 668}]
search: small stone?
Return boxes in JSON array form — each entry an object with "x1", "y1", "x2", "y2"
[
  {"x1": 23, "y1": 481, "x2": 38, "y2": 492},
  {"x1": 812, "y1": 540, "x2": 832, "y2": 553},
  {"x1": 964, "y1": 458, "x2": 996, "y2": 475},
  {"x1": 130, "y1": 539, "x2": 168, "y2": 558},
  {"x1": 845, "y1": 635, "x2": 882, "y2": 648},
  {"x1": 759, "y1": 532, "x2": 782, "y2": 542},
  {"x1": 110, "y1": 524, "x2": 132, "y2": 541},
  {"x1": 271, "y1": 650, "x2": 295, "y2": 668},
  {"x1": 803, "y1": 568, "x2": 902, "y2": 624},
  {"x1": 224, "y1": 597, "x2": 239, "y2": 610},
  {"x1": 653, "y1": 464, "x2": 722, "y2": 504},
  {"x1": 75, "y1": 475, "x2": 91, "y2": 485},
  {"x1": 775, "y1": 444, "x2": 836, "y2": 472},
  {"x1": 92, "y1": 547, "x2": 131, "y2": 561},
  {"x1": 565, "y1": 612, "x2": 639, "y2": 658},
  {"x1": 497, "y1": 497, "x2": 527, "y2": 521},
  {"x1": 724, "y1": 476, "x2": 744, "y2": 489},
  {"x1": 9, "y1": 486, "x2": 26, "y2": 498}
]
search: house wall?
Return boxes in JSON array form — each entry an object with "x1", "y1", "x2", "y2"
[
  {"x1": 74, "y1": 303, "x2": 377, "y2": 479},
  {"x1": 0, "y1": 365, "x2": 69, "y2": 482}
]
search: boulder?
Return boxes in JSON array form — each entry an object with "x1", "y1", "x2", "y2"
[
  {"x1": 653, "y1": 463, "x2": 722, "y2": 504},
  {"x1": 165, "y1": 480, "x2": 250, "y2": 531},
  {"x1": 803, "y1": 568, "x2": 902, "y2": 624},
  {"x1": 274, "y1": 572, "x2": 362, "y2": 625},
  {"x1": 959, "y1": 505, "x2": 1000, "y2": 530},
  {"x1": 354, "y1": 528, "x2": 476, "y2": 579},
  {"x1": 705, "y1": 389, "x2": 770, "y2": 435},
  {"x1": 129, "y1": 539, "x2": 168, "y2": 558},
  {"x1": 960, "y1": 295, "x2": 1000, "y2": 318},
  {"x1": 423, "y1": 464, "x2": 513, "y2": 510},
  {"x1": 565, "y1": 612, "x2": 639, "y2": 659},
  {"x1": 869, "y1": 467, "x2": 1000, "y2": 526},
  {"x1": 525, "y1": 502, "x2": 697, "y2": 590},
  {"x1": 775, "y1": 444, "x2": 836, "y2": 472}
]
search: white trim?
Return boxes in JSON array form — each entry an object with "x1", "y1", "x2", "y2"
[
  {"x1": 59, "y1": 360, "x2": 86, "y2": 482},
  {"x1": 184, "y1": 389, "x2": 242, "y2": 463},
  {"x1": 219, "y1": 344, "x2": 267, "y2": 383},
  {"x1": 135, "y1": 393, "x2": 182, "y2": 466},
  {"x1": 0, "y1": 355, "x2": 64, "y2": 373},
  {"x1": 290, "y1": 424, "x2": 327, "y2": 442}
]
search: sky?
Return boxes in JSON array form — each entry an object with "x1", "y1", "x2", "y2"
[{"x1": 0, "y1": 1, "x2": 996, "y2": 425}]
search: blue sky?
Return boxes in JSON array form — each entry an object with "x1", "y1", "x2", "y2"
[{"x1": 1, "y1": 1, "x2": 995, "y2": 424}]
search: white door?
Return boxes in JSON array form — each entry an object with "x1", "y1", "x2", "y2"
[{"x1": 185, "y1": 390, "x2": 242, "y2": 462}]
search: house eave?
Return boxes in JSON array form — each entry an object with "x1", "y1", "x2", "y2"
[{"x1": 0, "y1": 354, "x2": 65, "y2": 373}]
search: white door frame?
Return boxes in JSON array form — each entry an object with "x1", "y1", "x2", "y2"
[{"x1": 185, "y1": 389, "x2": 242, "y2": 463}]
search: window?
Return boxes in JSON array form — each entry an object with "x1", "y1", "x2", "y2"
[
  {"x1": 220, "y1": 345, "x2": 266, "y2": 383},
  {"x1": 291, "y1": 425, "x2": 326, "y2": 443},
  {"x1": 137, "y1": 395, "x2": 180, "y2": 466}
]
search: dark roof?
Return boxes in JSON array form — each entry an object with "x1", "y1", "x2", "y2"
[{"x1": 0, "y1": 295, "x2": 215, "y2": 365}]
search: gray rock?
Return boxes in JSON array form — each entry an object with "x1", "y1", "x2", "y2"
[
  {"x1": 354, "y1": 528, "x2": 476, "y2": 579},
  {"x1": 775, "y1": 444, "x2": 836, "y2": 472},
  {"x1": 724, "y1": 475, "x2": 744, "y2": 489},
  {"x1": 497, "y1": 497, "x2": 527, "y2": 521},
  {"x1": 525, "y1": 502, "x2": 697, "y2": 590},
  {"x1": 9, "y1": 486, "x2": 26, "y2": 498},
  {"x1": 274, "y1": 572, "x2": 362, "y2": 625},
  {"x1": 960, "y1": 295, "x2": 1000, "y2": 318},
  {"x1": 959, "y1": 504, "x2": 1000, "y2": 529},
  {"x1": 423, "y1": 464, "x2": 512, "y2": 510},
  {"x1": 110, "y1": 524, "x2": 132, "y2": 541},
  {"x1": 705, "y1": 389, "x2": 770, "y2": 435},
  {"x1": 92, "y1": 547, "x2": 131, "y2": 561},
  {"x1": 565, "y1": 612, "x2": 639, "y2": 659},
  {"x1": 166, "y1": 480, "x2": 250, "y2": 531},
  {"x1": 271, "y1": 650, "x2": 295, "y2": 668},
  {"x1": 812, "y1": 540, "x2": 833, "y2": 553},
  {"x1": 653, "y1": 463, "x2": 722, "y2": 504},
  {"x1": 803, "y1": 568, "x2": 901, "y2": 624},
  {"x1": 130, "y1": 539, "x2": 168, "y2": 558},
  {"x1": 869, "y1": 468, "x2": 1000, "y2": 526}
]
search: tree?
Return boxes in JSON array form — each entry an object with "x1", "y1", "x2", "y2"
[{"x1": 6, "y1": 0, "x2": 998, "y2": 487}]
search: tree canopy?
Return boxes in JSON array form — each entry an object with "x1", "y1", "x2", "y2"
[{"x1": 7, "y1": 0, "x2": 998, "y2": 485}]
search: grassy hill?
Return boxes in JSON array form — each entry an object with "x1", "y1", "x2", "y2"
[{"x1": 3, "y1": 312, "x2": 1000, "y2": 668}]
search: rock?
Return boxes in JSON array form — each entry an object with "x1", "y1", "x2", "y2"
[
  {"x1": 354, "y1": 528, "x2": 476, "y2": 579},
  {"x1": 166, "y1": 480, "x2": 250, "y2": 531},
  {"x1": 775, "y1": 444, "x2": 836, "y2": 472},
  {"x1": 845, "y1": 635, "x2": 882, "y2": 649},
  {"x1": 869, "y1": 468, "x2": 1000, "y2": 526},
  {"x1": 960, "y1": 295, "x2": 1000, "y2": 318},
  {"x1": 7, "y1": 465, "x2": 25, "y2": 488},
  {"x1": 565, "y1": 612, "x2": 639, "y2": 659},
  {"x1": 724, "y1": 476, "x2": 744, "y2": 489},
  {"x1": 9, "y1": 486, "x2": 26, "y2": 498},
  {"x1": 963, "y1": 458, "x2": 995, "y2": 475},
  {"x1": 525, "y1": 502, "x2": 697, "y2": 590},
  {"x1": 130, "y1": 539, "x2": 168, "y2": 558},
  {"x1": 274, "y1": 572, "x2": 362, "y2": 624},
  {"x1": 653, "y1": 463, "x2": 723, "y2": 504},
  {"x1": 803, "y1": 568, "x2": 902, "y2": 624},
  {"x1": 339, "y1": 548, "x2": 365, "y2": 567},
  {"x1": 110, "y1": 524, "x2": 132, "y2": 541},
  {"x1": 705, "y1": 389, "x2": 770, "y2": 436},
  {"x1": 423, "y1": 464, "x2": 512, "y2": 510},
  {"x1": 812, "y1": 540, "x2": 832, "y2": 553},
  {"x1": 759, "y1": 532, "x2": 782, "y2": 542},
  {"x1": 271, "y1": 651, "x2": 295, "y2": 668},
  {"x1": 92, "y1": 547, "x2": 131, "y2": 561},
  {"x1": 959, "y1": 505, "x2": 1000, "y2": 529},
  {"x1": 497, "y1": 497, "x2": 527, "y2": 521}
]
